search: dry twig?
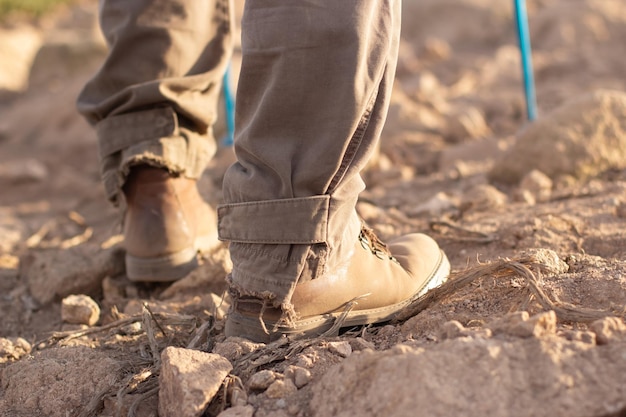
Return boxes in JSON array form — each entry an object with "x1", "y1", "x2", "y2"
[{"x1": 394, "y1": 253, "x2": 617, "y2": 323}]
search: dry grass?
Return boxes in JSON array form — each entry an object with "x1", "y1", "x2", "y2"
[{"x1": 0, "y1": 0, "x2": 77, "y2": 19}]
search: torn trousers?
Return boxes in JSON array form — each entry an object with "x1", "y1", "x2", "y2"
[{"x1": 77, "y1": 0, "x2": 401, "y2": 314}]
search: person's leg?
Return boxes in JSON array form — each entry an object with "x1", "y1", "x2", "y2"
[
  {"x1": 220, "y1": 0, "x2": 449, "y2": 342},
  {"x1": 78, "y1": 0, "x2": 234, "y2": 281}
]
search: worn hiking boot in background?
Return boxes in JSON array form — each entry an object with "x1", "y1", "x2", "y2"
[
  {"x1": 225, "y1": 226, "x2": 450, "y2": 343},
  {"x1": 122, "y1": 166, "x2": 219, "y2": 282}
]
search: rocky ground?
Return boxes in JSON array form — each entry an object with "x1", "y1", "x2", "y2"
[{"x1": 1, "y1": 0, "x2": 626, "y2": 416}]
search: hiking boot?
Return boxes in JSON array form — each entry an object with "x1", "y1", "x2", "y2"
[
  {"x1": 225, "y1": 226, "x2": 450, "y2": 342},
  {"x1": 122, "y1": 166, "x2": 219, "y2": 282}
]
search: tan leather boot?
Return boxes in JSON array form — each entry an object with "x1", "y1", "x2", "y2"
[
  {"x1": 225, "y1": 226, "x2": 450, "y2": 342},
  {"x1": 122, "y1": 166, "x2": 219, "y2": 282}
]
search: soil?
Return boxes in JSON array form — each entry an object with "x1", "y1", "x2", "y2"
[{"x1": 1, "y1": 1, "x2": 626, "y2": 416}]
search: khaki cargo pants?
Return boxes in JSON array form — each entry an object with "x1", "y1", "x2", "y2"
[{"x1": 78, "y1": 0, "x2": 401, "y2": 314}]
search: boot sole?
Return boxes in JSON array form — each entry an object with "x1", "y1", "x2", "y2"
[
  {"x1": 125, "y1": 232, "x2": 219, "y2": 282},
  {"x1": 225, "y1": 250, "x2": 451, "y2": 343}
]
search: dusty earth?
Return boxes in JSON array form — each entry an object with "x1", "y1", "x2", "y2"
[{"x1": 1, "y1": 0, "x2": 626, "y2": 416}]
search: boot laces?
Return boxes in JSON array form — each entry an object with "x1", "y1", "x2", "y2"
[{"x1": 359, "y1": 226, "x2": 399, "y2": 263}]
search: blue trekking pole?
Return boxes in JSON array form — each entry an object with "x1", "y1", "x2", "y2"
[
  {"x1": 222, "y1": 64, "x2": 236, "y2": 146},
  {"x1": 514, "y1": 0, "x2": 537, "y2": 121}
]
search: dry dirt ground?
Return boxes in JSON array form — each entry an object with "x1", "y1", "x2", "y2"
[{"x1": 2, "y1": 0, "x2": 626, "y2": 416}]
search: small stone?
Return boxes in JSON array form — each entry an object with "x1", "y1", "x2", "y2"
[
  {"x1": 61, "y1": 294, "x2": 100, "y2": 326},
  {"x1": 460, "y1": 184, "x2": 507, "y2": 213},
  {"x1": 421, "y1": 37, "x2": 451, "y2": 61},
  {"x1": 293, "y1": 367, "x2": 312, "y2": 388},
  {"x1": 284, "y1": 366, "x2": 312, "y2": 389},
  {"x1": 216, "y1": 405, "x2": 255, "y2": 417},
  {"x1": 489, "y1": 311, "x2": 556, "y2": 338},
  {"x1": 0, "y1": 159, "x2": 48, "y2": 183},
  {"x1": 439, "y1": 320, "x2": 468, "y2": 340},
  {"x1": 328, "y1": 341, "x2": 352, "y2": 358},
  {"x1": 119, "y1": 321, "x2": 143, "y2": 336},
  {"x1": 589, "y1": 317, "x2": 626, "y2": 345},
  {"x1": 248, "y1": 370, "x2": 277, "y2": 391},
  {"x1": 213, "y1": 337, "x2": 264, "y2": 362},
  {"x1": 444, "y1": 107, "x2": 491, "y2": 143},
  {"x1": 159, "y1": 347, "x2": 232, "y2": 417},
  {"x1": 520, "y1": 248, "x2": 569, "y2": 275},
  {"x1": 295, "y1": 354, "x2": 314, "y2": 369},
  {"x1": 349, "y1": 337, "x2": 376, "y2": 351},
  {"x1": 0, "y1": 337, "x2": 31, "y2": 363},
  {"x1": 519, "y1": 169, "x2": 553, "y2": 202},
  {"x1": 408, "y1": 192, "x2": 457, "y2": 217},
  {"x1": 514, "y1": 189, "x2": 536, "y2": 205},
  {"x1": 266, "y1": 379, "x2": 298, "y2": 399}
]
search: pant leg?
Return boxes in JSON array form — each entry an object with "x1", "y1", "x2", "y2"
[
  {"x1": 77, "y1": 0, "x2": 234, "y2": 204},
  {"x1": 218, "y1": 0, "x2": 401, "y2": 316}
]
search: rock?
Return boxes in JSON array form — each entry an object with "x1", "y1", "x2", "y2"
[
  {"x1": 488, "y1": 311, "x2": 557, "y2": 339},
  {"x1": 519, "y1": 169, "x2": 553, "y2": 202},
  {"x1": 328, "y1": 341, "x2": 352, "y2": 358},
  {"x1": 490, "y1": 90, "x2": 626, "y2": 184},
  {"x1": 589, "y1": 317, "x2": 626, "y2": 345},
  {"x1": 61, "y1": 294, "x2": 100, "y2": 326},
  {"x1": 439, "y1": 320, "x2": 468, "y2": 340},
  {"x1": 521, "y1": 248, "x2": 569, "y2": 275},
  {"x1": 284, "y1": 366, "x2": 312, "y2": 389},
  {"x1": 0, "y1": 337, "x2": 31, "y2": 363},
  {"x1": 0, "y1": 26, "x2": 43, "y2": 91},
  {"x1": 21, "y1": 245, "x2": 124, "y2": 305},
  {"x1": 0, "y1": 159, "x2": 48, "y2": 183},
  {"x1": 248, "y1": 370, "x2": 277, "y2": 391},
  {"x1": 460, "y1": 184, "x2": 507, "y2": 213},
  {"x1": 420, "y1": 37, "x2": 451, "y2": 61},
  {"x1": 349, "y1": 337, "x2": 376, "y2": 352},
  {"x1": 444, "y1": 107, "x2": 491, "y2": 143},
  {"x1": 213, "y1": 337, "x2": 264, "y2": 362},
  {"x1": 217, "y1": 405, "x2": 255, "y2": 417},
  {"x1": 1, "y1": 346, "x2": 121, "y2": 416},
  {"x1": 159, "y1": 347, "x2": 232, "y2": 417},
  {"x1": 311, "y1": 336, "x2": 626, "y2": 417},
  {"x1": 407, "y1": 192, "x2": 457, "y2": 217},
  {"x1": 265, "y1": 379, "x2": 298, "y2": 399}
]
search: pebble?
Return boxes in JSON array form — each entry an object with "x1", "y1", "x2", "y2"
[
  {"x1": 284, "y1": 365, "x2": 312, "y2": 388},
  {"x1": 328, "y1": 341, "x2": 352, "y2": 358},
  {"x1": 61, "y1": 294, "x2": 100, "y2": 326},
  {"x1": 0, "y1": 337, "x2": 31, "y2": 363},
  {"x1": 519, "y1": 169, "x2": 553, "y2": 202},
  {"x1": 589, "y1": 317, "x2": 626, "y2": 345},
  {"x1": 265, "y1": 378, "x2": 298, "y2": 399},
  {"x1": 248, "y1": 370, "x2": 277, "y2": 391},
  {"x1": 213, "y1": 337, "x2": 265, "y2": 362},
  {"x1": 488, "y1": 311, "x2": 557, "y2": 338},
  {"x1": 0, "y1": 158, "x2": 48, "y2": 183}
]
